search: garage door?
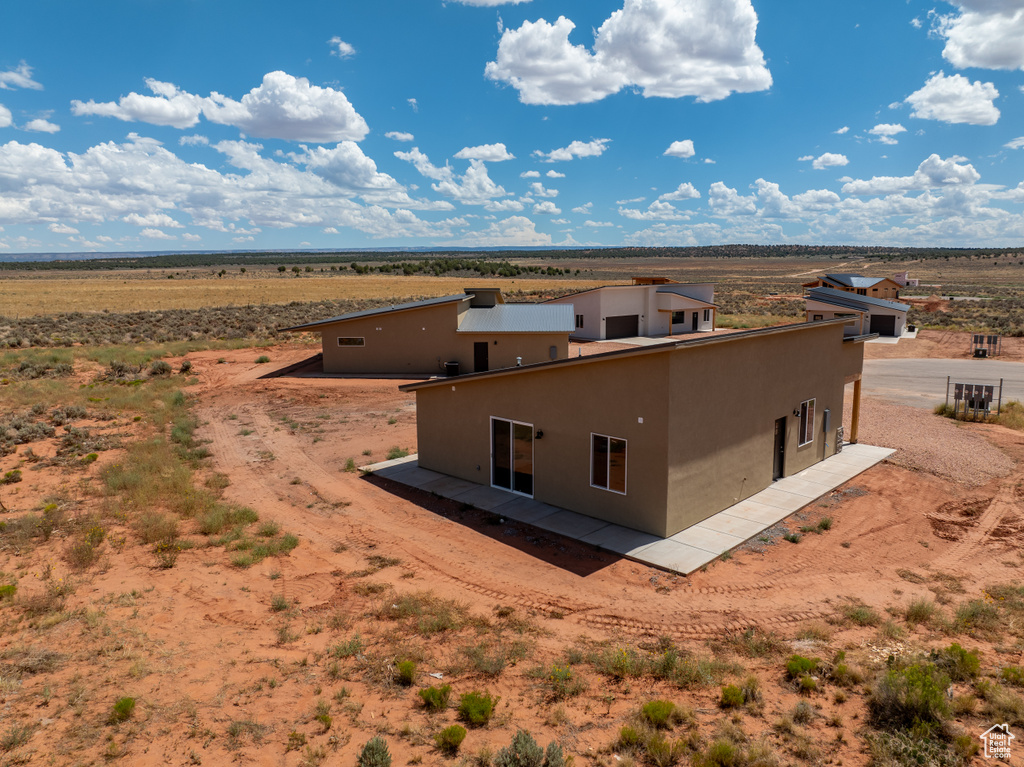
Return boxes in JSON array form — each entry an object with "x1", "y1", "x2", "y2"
[
  {"x1": 605, "y1": 314, "x2": 639, "y2": 339},
  {"x1": 870, "y1": 314, "x2": 896, "y2": 336}
]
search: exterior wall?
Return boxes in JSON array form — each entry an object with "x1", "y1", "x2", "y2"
[
  {"x1": 806, "y1": 301, "x2": 907, "y2": 336},
  {"x1": 805, "y1": 303, "x2": 866, "y2": 335},
  {"x1": 319, "y1": 301, "x2": 568, "y2": 374},
  {"x1": 550, "y1": 285, "x2": 714, "y2": 339},
  {"x1": 866, "y1": 279, "x2": 902, "y2": 300},
  {"x1": 412, "y1": 321, "x2": 863, "y2": 538},
  {"x1": 415, "y1": 353, "x2": 672, "y2": 536},
  {"x1": 665, "y1": 323, "x2": 859, "y2": 534},
  {"x1": 320, "y1": 301, "x2": 463, "y2": 374}
]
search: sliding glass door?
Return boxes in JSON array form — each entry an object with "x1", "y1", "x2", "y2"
[{"x1": 491, "y1": 417, "x2": 534, "y2": 496}]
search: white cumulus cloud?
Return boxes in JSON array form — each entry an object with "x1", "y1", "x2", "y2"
[
  {"x1": 834, "y1": 126, "x2": 849, "y2": 134},
  {"x1": 24, "y1": 118, "x2": 59, "y2": 134},
  {"x1": 546, "y1": 170, "x2": 565, "y2": 178},
  {"x1": 869, "y1": 123, "x2": 907, "y2": 145},
  {"x1": 533, "y1": 201, "x2": 561, "y2": 214},
  {"x1": 657, "y1": 183, "x2": 700, "y2": 201},
  {"x1": 664, "y1": 139, "x2": 695, "y2": 158},
  {"x1": 385, "y1": 131, "x2": 414, "y2": 142},
  {"x1": 936, "y1": 1, "x2": 1024, "y2": 71},
  {"x1": 140, "y1": 227, "x2": 176, "y2": 240},
  {"x1": 619, "y1": 200, "x2": 688, "y2": 221},
  {"x1": 329, "y1": 37, "x2": 356, "y2": 58},
  {"x1": 841, "y1": 153, "x2": 980, "y2": 195},
  {"x1": 454, "y1": 143, "x2": 514, "y2": 161},
  {"x1": 442, "y1": 215, "x2": 551, "y2": 247},
  {"x1": 1006, "y1": 137, "x2": 1024, "y2": 150},
  {"x1": 48, "y1": 222, "x2": 79, "y2": 234},
  {"x1": 72, "y1": 72, "x2": 370, "y2": 142},
  {"x1": 811, "y1": 153, "x2": 849, "y2": 170},
  {"x1": 906, "y1": 71, "x2": 999, "y2": 125},
  {"x1": 520, "y1": 170, "x2": 540, "y2": 178},
  {"x1": 0, "y1": 62, "x2": 42, "y2": 91},
  {"x1": 533, "y1": 138, "x2": 610, "y2": 162},
  {"x1": 529, "y1": 182, "x2": 558, "y2": 198},
  {"x1": 485, "y1": 0, "x2": 771, "y2": 105},
  {"x1": 0, "y1": 104, "x2": 11, "y2": 129}
]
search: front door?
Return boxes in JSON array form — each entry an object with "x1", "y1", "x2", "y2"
[
  {"x1": 692, "y1": 311, "x2": 699, "y2": 331},
  {"x1": 491, "y1": 418, "x2": 534, "y2": 496},
  {"x1": 773, "y1": 417, "x2": 786, "y2": 480},
  {"x1": 474, "y1": 341, "x2": 489, "y2": 372}
]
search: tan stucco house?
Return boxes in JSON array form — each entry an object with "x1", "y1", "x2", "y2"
[
  {"x1": 545, "y1": 277, "x2": 716, "y2": 340},
  {"x1": 805, "y1": 287, "x2": 910, "y2": 337},
  {"x1": 400, "y1": 319, "x2": 868, "y2": 538},
  {"x1": 283, "y1": 288, "x2": 574, "y2": 375},
  {"x1": 801, "y1": 273, "x2": 902, "y2": 300}
]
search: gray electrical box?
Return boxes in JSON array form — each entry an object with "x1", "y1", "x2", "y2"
[{"x1": 822, "y1": 408, "x2": 831, "y2": 433}]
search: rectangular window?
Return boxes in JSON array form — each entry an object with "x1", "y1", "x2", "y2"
[
  {"x1": 703, "y1": 308, "x2": 710, "y2": 322},
  {"x1": 491, "y1": 418, "x2": 533, "y2": 496},
  {"x1": 575, "y1": 314, "x2": 584, "y2": 329},
  {"x1": 671, "y1": 311, "x2": 685, "y2": 325},
  {"x1": 799, "y1": 398, "x2": 815, "y2": 446},
  {"x1": 591, "y1": 433, "x2": 627, "y2": 494},
  {"x1": 812, "y1": 314, "x2": 823, "y2": 321},
  {"x1": 856, "y1": 289, "x2": 867, "y2": 296},
  {"x1": 337, "y1": 337, "x2": 365, "y2": 346}
]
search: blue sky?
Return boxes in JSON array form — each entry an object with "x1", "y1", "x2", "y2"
[{"x1": 0, "y1": 0, "x2": 1022, "y2": 255}]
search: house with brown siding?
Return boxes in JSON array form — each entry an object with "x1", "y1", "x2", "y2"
[
  {"x1": 283, "y1": 288, "x2": 574, "y2": 375},
  {"x1": 801, "y1": 274, "x2": 902, "y2": 300},
  {"x1": 400, "y1": 319, "x2": 868, "y2": 538},
  {"x1": 545, "y1": 277, "x2": 716, "y2": 340},
  {"x1": 805, "y1": 287, "x2": 910, "y2": 337}
]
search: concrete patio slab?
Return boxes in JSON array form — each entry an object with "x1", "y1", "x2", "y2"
[{"x1": 362, "y1": 442, "x2": 895, "y2": 575}]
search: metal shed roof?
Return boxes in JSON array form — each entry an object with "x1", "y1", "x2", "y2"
[
  {"x1": 280, "y1": 294, "x2": 468, "y2": 331},
  {"x1": 806, "y1": 287, "x2": 909, "y2": 312},
  {"x1": 823, "y1": 273, "x2": 889, "y2": 289},
  {"x1": 456, "y1": 304, "x2": 575, "y2": 334}
]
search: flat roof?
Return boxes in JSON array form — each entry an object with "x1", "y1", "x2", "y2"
[
  {"x1": 806, "y1": 287, "x2": 909, "y2": 312},
  {"x1": 456, "y1": 304, "x2": 575, "y2": 334},
  {"x1": 401, "y1": 318, "x2": 859, "y2": 392},
  {"x1": 544, "y1": 282, "x2": 716, "y2": 302},
  {"x1": 280, "y1": 294, "x2": 469, "y2": 331}
]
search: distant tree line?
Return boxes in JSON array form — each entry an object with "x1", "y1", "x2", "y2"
[{"x1": 4, "y1": 244, "x2": 1023, "y2": 272}]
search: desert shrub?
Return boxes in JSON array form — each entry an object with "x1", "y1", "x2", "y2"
[
  {"x1": 458, "y1": 691, "x2": 499, "y2": 726},
  {"x1": 840, "y1": 603, "x2": 881, "y2": 626},
  {"x1": 952, "y1": 598, "x2": 1000, "y2": 635},
  {"x1": 932, "y1": 643, "x2": 980, "y2": 681},
  {"x1": 149, "y1": 360, "x2": 172, "y2": 377},
  {"x1": 0, "y1": 582, "x2": 16, "y2": 601},
  {"x1": 435, "y1": 725, "x2": 467, "y2": 755},
  {"x1": 829, "y1": 652, "x2": 864, "y2": 688},
  {"x1": 640, "y1": 700, "x2": 678, "y2": 729},
  {"x1": 462, "y1": 640, "x2": 530, "y2": 677},
  {"x1": 358, "y1": 737, "x2": 391, "y2": 767},
  {"x1": 791, "y1": 700, "x2": 815, "y2": 724},
  {"x1": 396, "y1": 660, "x2": 416, "y2": 686},
  {"x1": 645, "y1": 734, "x2": 686, "y2": 767},
  {"x1": 493, "y1": 730, "x2": 544, "y2": 767},
  {"x1": 330, "y1": 635, "x2": 363, "y2": 658},
  {"x1": 1, "y1": 723, "x2": 33, "y2": 752},
  {"x1": 869, "y1": 663, "x2": 951, "y2": 732},
  {"x1": 135, "y1": 512, "x2": 179, "y2": 544},
  {"x1": 1, "y1": 470, "x2": 22, "y2": 485},
  {"x1": 977, "y1": 681, "x2": 1024, "y2": 726},
  {"x1": 179, "y1": 360, "x2": 192, "y2": 374},
  {"x1": 255, "y1": 356, "x2": 270, "y2": 364},
  {"x1": 726, "y1": 628, "x2": 785, "y2": 658},
  {"x1": 1001, "y1": 666, "x2": 1024, "y2": 687},
  {"x1": 546, "y1": 665, "x2": 584, "y2": 700},
  {"x1": 153, "y1": 537, "x2": 182, "y2": 569},
  {"x1": 108, "y1": 697, "x2": 136, "y2": 724},
  {"x1": 865, "y1": 731, "x2": 967, "y2": 767},
  {"x1": 905, "y1": 597, "x2": 937, "y2": 626},
  {"x1": 785, "y1": 654, "x2": 818, "y2": 678},
  {"x1": 592, "y1": 645, "x2": 649, "y2": 678},
  {"x1": 386, "y1": 446, "x2": 409, "y2": 461},
  {"x1": 720, "y1": 685, "x2": 744, "y2": 709},
  {"x1": 197, "y1": 504, "x2": 259, "y2": 535},
  {"x1": 419, "y1": 684, "x2": 451, "y2": 711}
]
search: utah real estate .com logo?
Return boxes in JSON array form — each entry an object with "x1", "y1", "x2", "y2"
[{"x1": 980, "y1": 723, "x2": 1014, "y2": 760}]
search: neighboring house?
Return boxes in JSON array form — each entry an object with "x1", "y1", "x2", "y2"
[
  {"x1": 545, "y1": 277, "x2": 716, "y2": 340},
  {"x1": 400, "y1": 319, "x2": 868, "y2": 538},
  {"x1": 282, "y1": 288, "x2": 574, "y2": 375},
  {"x1": 892, "y1": 271, "x2": 920, "y2": 288},
  {"x1": 801, "y1": 273, "x2": 903, "y2": 300},
  {"x1": 805, "y1": 287, "x2": 910, "y2": 337}
]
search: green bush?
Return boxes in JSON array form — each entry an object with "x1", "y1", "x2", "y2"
[
  {"x1": 435, "y1": 725, "x2": 467, "y2": 755},
  {"x1": 109, "y1": 697, "x2": 136, "y2": 724},
  {"x1": 719, "y1": 685, "x2": 744, "y2": 708},
  {"x1": 640, "y1": 700, "x2": 677, "y2": 729},
  {"x1": 358, "y1": 737, "x2": 392, "y2": 767},
  {"x1": 385, "y1": 446, "x2": 409, "y2": 461},
  {"x1": 905, "y1": 597, "x2": 937, "y2": 626},
  {"x1": 785, "y1": 654, "x2": 818, "y2": 678},
  {"x1": 645, "y1": 734, "x2": 686, "y2": 767},
  {"x1": 419, "y1": 684, "x2": 451, "y2": 711},
  {"x1": 869, "y1": 663, "x2": 951, "y2": 732},
  {"x1": 618, "y1": 726, "x2": 643, "y2": 749},
  {"x1": 1001, "y1": 666, "x2": 1024, "y2": 687},
  {"x1": 396, "y1": 660, "x2": 416, "y2": 686},
  {"x1": 933, "y1": 643, "x2": 980, "y2": 681},
  {"x1": 149, "y1": 360, "x2": 172, "y2": 376},
  {"x1": 255, "y1": 355, "x2": 270, "y2": 364},
  {"x1": 458, "y1": 691, "x2": 499, "y2": 726}
]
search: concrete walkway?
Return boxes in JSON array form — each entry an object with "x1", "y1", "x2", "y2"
[{"x1": 362, "y1": 443, "x2": 894, "y2": 575}]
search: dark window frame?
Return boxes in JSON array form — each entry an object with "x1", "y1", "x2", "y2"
[
  {"x1": 591, "y1": 433, "x2": 627, "y2": 494},
  {"x1": 337, "y1": 337, "x2": 365, "y2": 346}
]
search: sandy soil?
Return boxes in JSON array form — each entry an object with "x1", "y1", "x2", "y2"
[{"x1": 3, "y1": 339, "x2": 1024, "y2": 765}]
